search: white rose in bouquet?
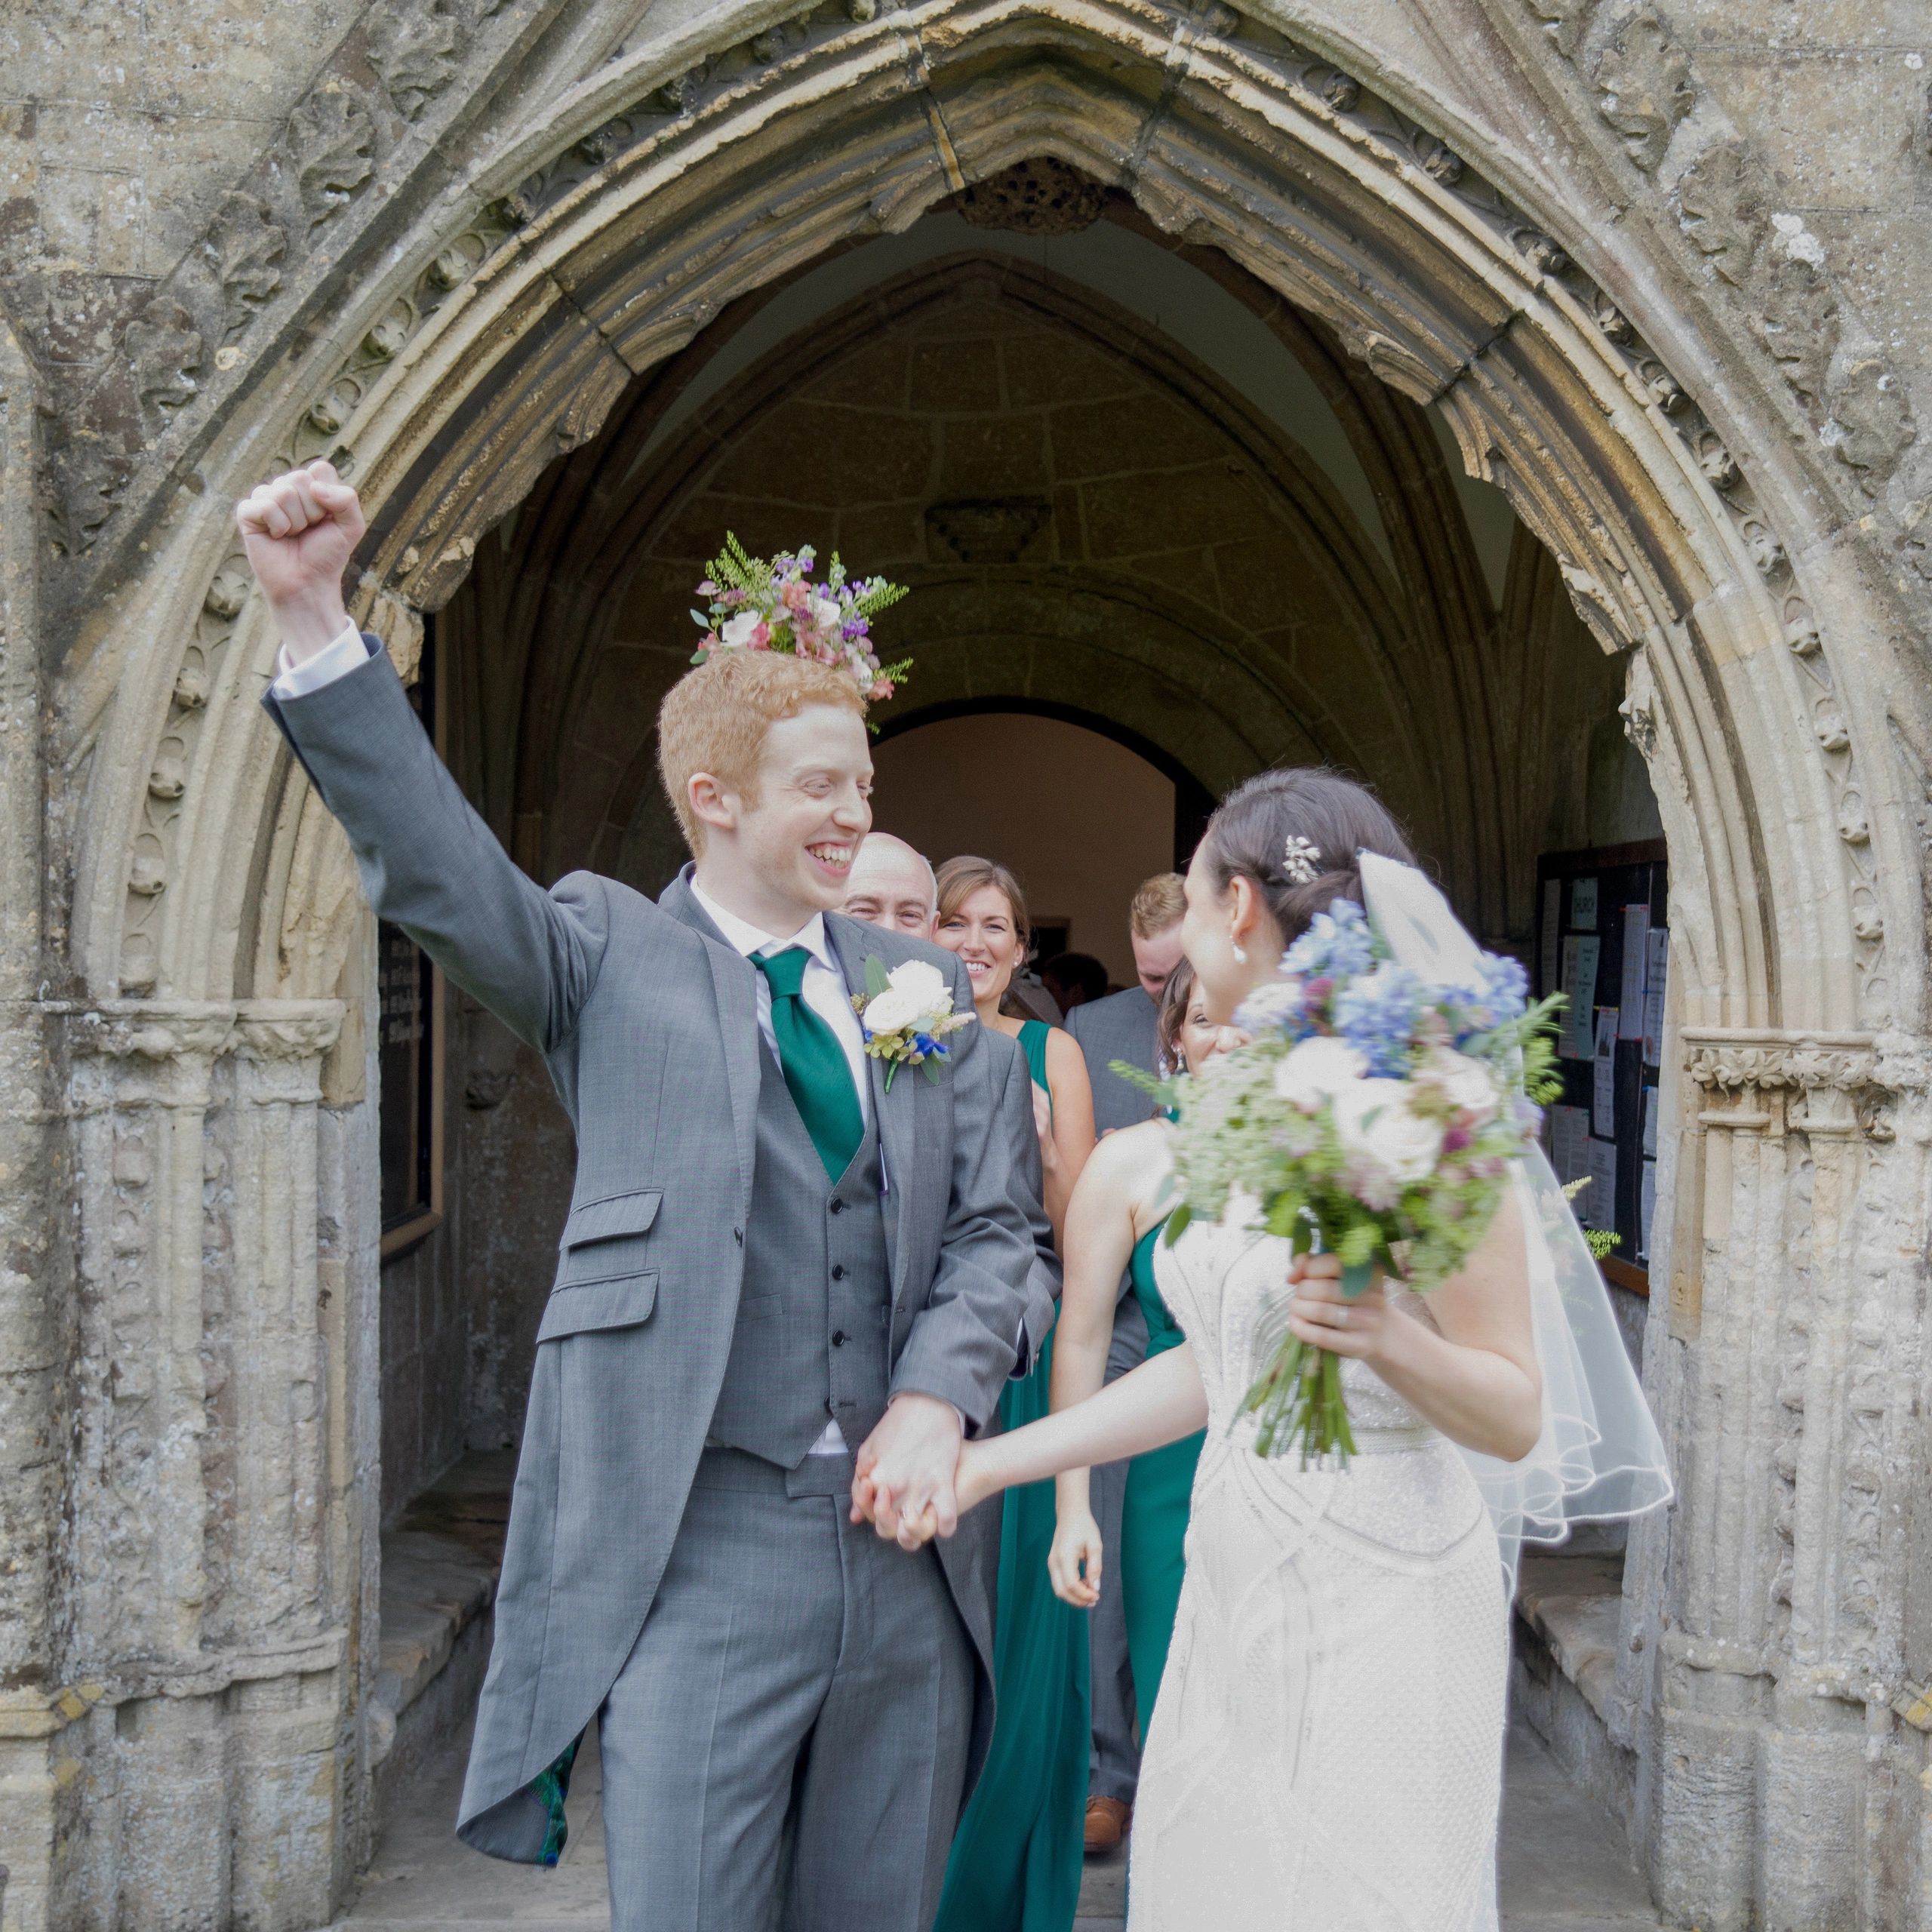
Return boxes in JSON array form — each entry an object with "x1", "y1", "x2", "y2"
[
  {"x1": 1331, "y1": 1078, "x2": 1444, "y2": 1201},
  {"x1": 1417, "y1": 1046, "x2": 1502, "y2": 1123},
  {"x1": 1273, "y1": 1035, "x2": 1367, "y2": 1112}
]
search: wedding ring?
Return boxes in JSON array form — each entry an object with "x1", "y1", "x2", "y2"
[{"x1": 1333, "y1": 1306, "x2": 1348, "y2": 1329}]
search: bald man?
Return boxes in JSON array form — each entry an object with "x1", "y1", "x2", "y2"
[{"x1": 843, "y1": 832, "x2": 939, "y2": 939}]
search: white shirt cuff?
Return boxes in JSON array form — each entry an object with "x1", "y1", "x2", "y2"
[{"x1": 272, "y1": 620, "x2": 371, "y2": 700}]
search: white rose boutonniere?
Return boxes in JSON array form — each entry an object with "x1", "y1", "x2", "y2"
[{"x1": 852, "y1": 957, "x2": 974, "y2": 1090}]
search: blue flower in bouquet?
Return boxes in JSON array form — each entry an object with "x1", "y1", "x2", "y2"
[
  {"x1": 1441, "y1": 952, "x2": 1531, "y2": 1044},
  {"x1": 1329, "y1": 961, "x2": 1426, "y2": 1075},
  {"x1": 1282, "y1": 898, "x2": 1377, "y2": 982}
]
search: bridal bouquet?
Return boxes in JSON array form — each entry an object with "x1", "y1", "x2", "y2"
[{"x1": 1161, "y1": 897, "x2": 1562, "y2": 1466}]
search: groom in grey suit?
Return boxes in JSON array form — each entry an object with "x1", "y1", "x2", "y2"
[{"x1": 238, "y1": 462, "x2": 1047, "y2": 1932}]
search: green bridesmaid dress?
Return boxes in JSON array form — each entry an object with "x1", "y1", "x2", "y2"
[
  {"x1": 933, "y1": 1020, "x2": 1091, "y2": 1932},
  {"x1": 1118, "y1": 1217, "x2": 1204, "y2": 1723}
]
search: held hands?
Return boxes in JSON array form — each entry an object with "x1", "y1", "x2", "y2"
[
  {"x1": 234, "y1": 459, "x2": 365, "y2": 657},
  {"x1": 1284, "y1": 1251, "x2": 1391, "y2": 1362},
  {"x1": 850, "y1": 1392, "x2": 964, "y2": 1552}
]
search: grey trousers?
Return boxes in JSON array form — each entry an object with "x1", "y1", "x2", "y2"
[{"x1": 598, "y1": 1448, "x2": 974, "y2": 1932}]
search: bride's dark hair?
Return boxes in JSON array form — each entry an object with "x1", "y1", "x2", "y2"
[{"x1": 1199, "y1": 768, "x2": 1417, "y2": 950}]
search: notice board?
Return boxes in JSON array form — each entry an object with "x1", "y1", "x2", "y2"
[{"x1": 1534, "y1": 839, "x2": 1666, "y2": 1296}]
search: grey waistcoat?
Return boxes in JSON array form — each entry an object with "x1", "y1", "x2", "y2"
[{"x1": 707, "y1": 1039, "x2": 891, "y2": 1466}]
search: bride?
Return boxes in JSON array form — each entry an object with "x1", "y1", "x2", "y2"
[{"x1": 924, "y1": 768, "x2": 1671, "y2": 1932}]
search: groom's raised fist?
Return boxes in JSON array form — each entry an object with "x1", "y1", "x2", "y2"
[{"x1": 235, "y1": 459, "x2": 365, "y2": 658}]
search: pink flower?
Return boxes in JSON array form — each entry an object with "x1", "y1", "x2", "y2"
[
  {"x1": 782, "y1": 581, "x2": 810, "y2": 612},
  {"x1": 872, "y1": 678, "x2": 895, "y2": 700}
]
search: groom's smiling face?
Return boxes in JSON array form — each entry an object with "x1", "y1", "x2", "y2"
[{"x1": 697, "y1": 703, "x2": 875, "y2": 928}]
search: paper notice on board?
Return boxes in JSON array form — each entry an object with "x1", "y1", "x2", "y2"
[
  {"x1": 1592, "y1": 1011, "x2": 1618, "y2": 1137},
  {"x1": 1571, "y1": 878, "x2": 1598, "y2": 930},
  {"x1": 1540, "y1": 878, "x2": 1561, "y2": 993},
  {"x1": 1641, "y1": 1084, "x2": 1659, "y2": 1158},
  {"x1": 1550, "y1": 1105, "x2": 1590, "y2": 1186},
  {"x1": 1642, "y1": 927, "x2": 1669, "y2": 1063},
  {"x1": 1639, "y1": 1158, "x2": 1657, "y2": 1261},
  {"x1": 1584, "y1": 1137, "x2": 1619, "y2": 1233},
  {"x1": 1561, "y1": 936, "x2": 1601, "y2": 1060},
  {"x1": 1618, "y1": 905, "x2": 1651, "y2": 1038}
]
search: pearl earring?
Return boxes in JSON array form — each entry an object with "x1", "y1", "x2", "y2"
[{"x1": 1230, "y1": 928, "x2": 1247, "y2": 964}]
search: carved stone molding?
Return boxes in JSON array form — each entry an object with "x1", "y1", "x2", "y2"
[
  {"x1": 1681, "y1": 1028, "x2": 1887, "y2": 1094},
  {"x1": 60, "y1": 998, "x2": 344, "y2": 1063},
  {"x1": 956, "y1": 155, "x2": 1111, "y2": 235},
  {"x1": 1520, "y1": 0, "x2": 1918, "y2": 500}
]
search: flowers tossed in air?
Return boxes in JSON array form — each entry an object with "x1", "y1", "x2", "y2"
[
  {"x1": 692, "y1": 533, "x2": 912, "y2": 702},
  {"x1": 1153, "y1": 897, "x2": 1561, "y2": 1466},
  {"x1": 852, "y1": 957, "x2": 973, "y2": 1090}
]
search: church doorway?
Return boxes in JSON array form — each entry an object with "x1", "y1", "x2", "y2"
[{"x1": 42, "y1": 8, "x2": 1921, "y2": 1928}]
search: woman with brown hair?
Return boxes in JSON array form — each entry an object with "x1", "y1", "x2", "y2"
[
  {"x1": 931, "y1": 855, "x2": 1094, "y2": 1932},
  {"x1": 933, "y1": 855, "x2": 1095, "y2": 1242}
]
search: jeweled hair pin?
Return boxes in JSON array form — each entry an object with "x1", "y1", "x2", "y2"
[{"x1": 1282, "y1": 836, "x2": 1322, "y2": 886}]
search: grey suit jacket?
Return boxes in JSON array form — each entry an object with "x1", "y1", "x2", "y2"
[
  {"x1": 1066, "y1": 985, "x2": 1161, "y2": 1135},
  {"x1": 262, "y1": 637, "x2": 1042, "y2": 1849}
]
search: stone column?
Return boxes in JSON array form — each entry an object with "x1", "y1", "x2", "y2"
[
  {"x1": 2, "y1": 998, "x2": 361, "y2": 1932},
  {"x1": 1625, "y1": 1027, "x2": 1930, "y2": 1930},
  {"x1": 0, "y1": 320, "x2": 69, "y2": 1932}
]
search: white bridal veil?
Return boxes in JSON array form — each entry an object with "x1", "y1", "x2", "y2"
[{"x1": 1359, "y1": 854, "x2": 1675, "y2": 1586}]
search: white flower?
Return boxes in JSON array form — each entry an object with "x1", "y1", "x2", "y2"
[
  {"x1": 863, "y1": 986, "x2": 925, "y2": 1035},
  {"x1": 885, "y1": 958, "x2": 950, "y2": 1014},
  {"x1": 1272, "y1": 1035, "x2": 1367, "y2": 1112},
  {"x1": 808, "y1": 592, "x2": 842, "y2": 633},
  {"x1": 721, "y1": 610, "x2": 764, "y2": 648},
  {"x1": 1417, "y1": 1047, "x2": 1500, "y2": 1121},
  {"x1": 1331, "y1": 1078, "x2": 1444, "y2": 1189}
]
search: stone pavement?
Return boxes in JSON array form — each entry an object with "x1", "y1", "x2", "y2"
[{"x1": 330, "y1": 1720, "x2": 1660, "y2": 1930}]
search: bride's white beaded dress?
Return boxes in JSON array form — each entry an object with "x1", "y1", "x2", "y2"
[{"x1": 1128, "y1": 1215, "x2": 1509, "y2": 1932}]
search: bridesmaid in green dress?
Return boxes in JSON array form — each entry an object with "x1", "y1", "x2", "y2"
[
  {"x1": 931, "y1": 857, "x2": 1096, "y2": 1932},
  {"x1": 1047, "y1": 961, "x2": 1232, "y2": 1730}
]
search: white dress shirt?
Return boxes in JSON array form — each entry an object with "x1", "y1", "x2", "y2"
[
  {"x1": 686, "y1": 881, "x2": 871, "y2": 1129},
  {"x1": 272, "y1": 618, "x2": 371, "y2": 697}
]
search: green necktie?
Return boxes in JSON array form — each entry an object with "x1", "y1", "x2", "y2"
[{"x1": 752, "y1": 946, "x2": 866, "y2": 1181}]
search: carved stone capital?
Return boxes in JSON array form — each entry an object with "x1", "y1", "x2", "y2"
[
  {"x1": 62, "y1": 1000, "x2": 239, "y2": 1062},
  {"x1": 233, "y1": 1001, "x2": 346, "y2": 1061},
  {"x1": 1682, "y1": 1029, "x2": 1882, "y2": 1093},
  {"x1": 1680, "y1": 1028, "x2": 1900, "y2": 1137},
  {"x1": 60, "y1": 998, "x2": 345, "y2": 1064}
]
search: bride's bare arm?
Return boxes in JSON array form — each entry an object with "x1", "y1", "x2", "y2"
[
  {"x1": 1044, "y1": 1124, "x2": 1163, "y2": 1604},
  {"x1": 956, "y1": 1344, "x2": 1209, "y2": 1518},
  {"x1": 1285, "y1": 1188, "x2": 1541, "y2": 1461}
]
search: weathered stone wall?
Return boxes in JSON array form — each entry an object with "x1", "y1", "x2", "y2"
[{"x1": 4, "y1": 2, "x2": 1932, "y2": 1929}]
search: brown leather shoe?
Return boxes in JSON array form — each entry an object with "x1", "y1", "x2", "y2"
[{"x1": 1084, "y1": 1795, "x2": 1131, "y2": 1854}]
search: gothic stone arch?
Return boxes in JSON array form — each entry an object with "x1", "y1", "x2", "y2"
[{"x1": 15, "y1": 7, "x2": 1932, "y2": 1930}]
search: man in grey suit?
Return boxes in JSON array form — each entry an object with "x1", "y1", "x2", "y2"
[
  {"x1": 1062, "y1": 872, "x2": 1186, "y2": 1854},
  {"x1": 239, "y1": 462, "x2": 1045, "y2": 1932}
]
